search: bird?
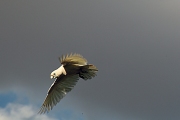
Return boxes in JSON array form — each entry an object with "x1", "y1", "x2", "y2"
[{"x1": 38, "y1": 53, "x2": 98, "y2": 114}]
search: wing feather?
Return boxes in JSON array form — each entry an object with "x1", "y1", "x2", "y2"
[
  {"x1": 38, "y1": 74, "x2": 79, "y2": 114},
  {"x1": 59, "y1": 53, "x2": 87, "y2": 66}
]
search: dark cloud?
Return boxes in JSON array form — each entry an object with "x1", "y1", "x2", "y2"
[{"x1": 1, "y1": 1, "x2": 180, "y2": 120}]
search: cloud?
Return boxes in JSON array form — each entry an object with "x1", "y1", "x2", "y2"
[{"x1": 0, "y1": 103, "x2": 58, "y2": 120}]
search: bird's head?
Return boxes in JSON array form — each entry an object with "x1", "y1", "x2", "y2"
[
  {"x1": 50, "y1": 72, "x2": 57, "y2": 79},
  {"x1": 50, "y1": 65, "x2": 67, "y2": 79}
]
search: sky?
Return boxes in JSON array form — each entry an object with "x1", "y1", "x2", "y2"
[{"x1": 1, "y1": 0, "x2": 180, "y2": 120}]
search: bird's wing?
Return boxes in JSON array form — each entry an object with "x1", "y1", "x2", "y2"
[
  {"x1": 38, "y1": 74, "x2": 79, "y2": 114},
  {"x1": 59, "y1": 53, "x2": 87, "y2": 66}
]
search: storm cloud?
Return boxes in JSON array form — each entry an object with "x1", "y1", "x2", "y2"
[{"x1": 1, "y1": 1, "x2": 180, "y2": 120}]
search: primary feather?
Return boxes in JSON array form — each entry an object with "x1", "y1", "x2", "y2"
[{"x1": 38, "y1": 53, "x2": 98, "y2": 114}]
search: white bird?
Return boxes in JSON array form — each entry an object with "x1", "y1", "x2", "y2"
[{"x1": 38, "y1": 53, "x2": 98, "y2": 114}]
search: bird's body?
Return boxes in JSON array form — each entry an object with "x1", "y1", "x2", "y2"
[{"x1": 39, "y1": 53, "x2": 98, "y2": 114}]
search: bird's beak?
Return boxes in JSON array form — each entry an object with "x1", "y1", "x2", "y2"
[{"x1": 50, "y1": 75, "x2": 54, "y2": 79}]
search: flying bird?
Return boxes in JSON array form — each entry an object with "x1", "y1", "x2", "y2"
[{"x1": 38, "y1": 53, "x2": 98, "y2": 114}]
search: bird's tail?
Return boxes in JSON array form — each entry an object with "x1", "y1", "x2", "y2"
[{"x1": 79, "y1": 64, "x2": 98, "y2": 80}]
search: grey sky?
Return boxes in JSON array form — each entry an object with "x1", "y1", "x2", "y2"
[{"x1": 1, "y1": 1, "x2": 180, "y2": 120}]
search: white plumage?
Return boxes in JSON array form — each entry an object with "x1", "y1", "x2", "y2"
[
  {"x1": 50, "y1": 65, "x2": 67, "y2": 79},
  {"x1": 38, "y1": 53, "x2": 98, "y2": 114}
]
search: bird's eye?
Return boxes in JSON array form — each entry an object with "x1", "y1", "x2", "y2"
[{"x1": 53, "y1": 73, "x2": 56, "y2": 75}]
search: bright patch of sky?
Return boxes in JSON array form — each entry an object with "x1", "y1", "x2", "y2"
[
  {"x1": 0, "y1": 103, "x2": 58, "y2": 120},
  {"x1": 0, "y1": 92, "x2": 17, "y2": 107},
  {"x1": 0, "y1": 92, "x2": 85, "y2": 120},
  {"x1": 0, "y1": 91, "x2": 30, "y2": 107}
]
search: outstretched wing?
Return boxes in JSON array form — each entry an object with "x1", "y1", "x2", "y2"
[
  {"x1": 59, "y1": 53, "x2": 87, "y2": 66},
  {"x1": 38, "y1": 74, "x2": 79, "y2": 114}
]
